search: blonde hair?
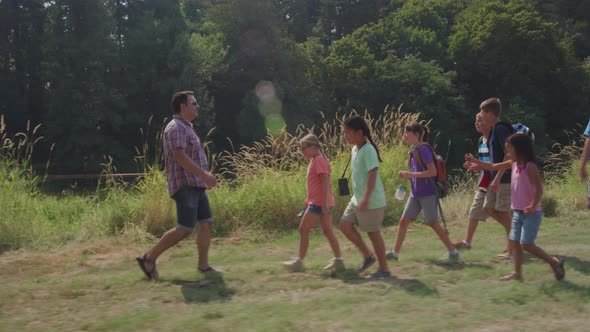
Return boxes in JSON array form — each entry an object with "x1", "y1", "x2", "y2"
[{"x1": 300, "y1": 134, "x2": 325, "y2": 155}]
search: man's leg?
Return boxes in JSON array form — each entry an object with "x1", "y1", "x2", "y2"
[
  {"x1": 144, "y1": 227, "x2": 192, "y2": 271},
  {"x1": 197, "y1": 222, "x2": 212, "y2": 270}
]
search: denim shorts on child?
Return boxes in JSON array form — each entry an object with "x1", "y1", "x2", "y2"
[
  {"x1": 509, "y1": 210, "x2": 542, "y2": 244},
  {"x1": 306, "y1": 204, "x2": 333, "y2": 216},
  {"x1": 172, "y1": 186, "x2": 213, "y2": 231},
  {"x1": 402, "y1": 195, "x2": 438, "y2": 224}
]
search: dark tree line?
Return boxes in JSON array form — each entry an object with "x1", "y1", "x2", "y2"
[{"x1": 1, "y1": 0, "x2": 589, "y2": 173}]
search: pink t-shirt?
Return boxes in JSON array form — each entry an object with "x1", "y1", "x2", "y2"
[
  {"x1": 306, "y1": 154, "x2": 335, "y2": 207},
  {"x1": 511, "y1": 162, "x2": 542, "y2": 211}
]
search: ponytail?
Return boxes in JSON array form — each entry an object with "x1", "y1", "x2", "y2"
[
  {"x1": 405, "y1": 122, "x2": 429, "y2": 143},
  {"x1": 344, "y1": 115, "x2": 382, "y2": 163}
]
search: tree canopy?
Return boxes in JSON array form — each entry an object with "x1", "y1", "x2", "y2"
[{"x1": 1, "y1": 0, "x2": 589, "y2": 172}]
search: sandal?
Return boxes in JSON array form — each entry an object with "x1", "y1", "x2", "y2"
[
  {"x1": 136, "y1": 254, "x2": 158, "y2": 280},
  {"x1": 198, "y1": 266, "x2": 222, "y2": 274},
  {"x1": 499, "y1": 272, "x2": 522, "y2": 281},
  {"x1": 551, "y1": 258, "x2": 565, "y2": 281}
]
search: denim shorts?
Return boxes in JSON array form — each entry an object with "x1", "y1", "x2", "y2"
[
  {"x1": 509, "y1": 210, "x2": 542, "y2": 244},
  {"x1": 172, "y1": 186, "x2": 213, "y2": 231},
  {"x1": 306, "y1": 204, "x2": 333, "y2": 216}
]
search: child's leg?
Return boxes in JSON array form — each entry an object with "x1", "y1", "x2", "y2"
[
  {"x1": 340, "y1": 221, "x2": 372, "y2": 257},
  {"x1": 393, "y1": 217, "x2": 412, "y2": 253},
  {"x1": 521, "y1": 244, "x2": 560, "y2": 266},
  {"x1": 423, "y1": 195, "x2": 456, "y2": 252},
  {"x1": 513, "y1": 241, "x2": 523, "y2": 275},
  {"x1": 393, "y1": 197, "x2": 421, "y2": 254},
  {"x1": 483, "y1": 186, "x2": 513, "y2": 253},
  {"x1": 518, "y1": 210, "x2": 563, "y2": 278},
  {"x1": 501, "y1": 212, "x2": 523, "y2": 280},
  {"x1": 465, "y1": 218, "x2": 479, "y2": 244},
  {"x1": 298, "y1": 211, "x2": 319, "y2": 259},
  {"x1": 318, "y1": 212, "x2": 341, "y2": 258},
  {"x1": 463, "y1": 190, "x2": 486, "y2": 245},
  {"x1": 367, "y1": 231, "x2": 388, "y2": 271},
  {"x1": 428, "y1": 222, "x2": 456, "y2": 252},
  {"x1": 500, "y1": 240, "x2": 523, "y2": 280}
]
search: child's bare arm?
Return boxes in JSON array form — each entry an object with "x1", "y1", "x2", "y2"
[
  {"x1": 466, "y1": 154, "x2": 511, "y2": 171},
  {"x1": 525, "y1": 163, "x2": 543, "y2": 214}
]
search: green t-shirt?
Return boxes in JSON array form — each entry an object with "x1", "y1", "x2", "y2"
[{"x1": 350, "y1": 142, "x2": 386, "y2": 209}]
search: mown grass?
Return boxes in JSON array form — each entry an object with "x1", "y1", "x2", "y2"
[{"x1": 0, "y1": 213, "x2": 588, "y2": 331}]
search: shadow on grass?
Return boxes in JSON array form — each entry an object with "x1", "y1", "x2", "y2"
[
  {"x1": 326, "y1": 269, "x2": 438, "y2": 296},
  {"x1": 430, "y1": 261, "x2": 494, "y2": 271},
  {"x1": 541, "y1": 280, "x2": 590, "y2": 298},
  {"x1": 559, "y1": 256, "x2": 590, "y2": 275},
  {"x1": 168, "y1": 274, "x2": 235, "y2": 304}
]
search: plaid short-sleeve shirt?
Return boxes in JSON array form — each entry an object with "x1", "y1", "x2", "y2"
[{"x1": 163, "y1": 115, "x2": 210, "y2": 196}]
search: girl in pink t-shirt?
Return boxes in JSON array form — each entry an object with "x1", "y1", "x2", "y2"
[
  {"x1": 468, "y1": 133, "x2": 565, "y2": 281},
  {"x1": 282, "y1": 134, "x2": 344, "y2": 272}
]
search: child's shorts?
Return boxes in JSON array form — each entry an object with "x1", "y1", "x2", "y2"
[
  {"x1": 306, "y1": 204, "x2": 333, "y2": 216},
  {"x1": 509, "y1": 210, "x2": 542, "y2": 244},
  {"x1": 340, "y1": 201, "x2": 385, "y2": 232},
  {"x1": 402, "y1": 195, "x2": 438, "y2": 224},
  {"x1": 483, "y1": 183, "x2": 511, "y2": 212},
  {"x1": 468, "y1": 189, "x2": 488, "y2": 221}
]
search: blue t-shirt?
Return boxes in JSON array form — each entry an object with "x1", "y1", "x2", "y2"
[
  {"x1": 584, "y1": 119, "x2": 590, "y2": 137},
  {"x1": 408, "y1": 145, "x2": 436, "y2": 197}
]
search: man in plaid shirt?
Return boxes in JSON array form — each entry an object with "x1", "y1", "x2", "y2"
[{"x1": 136, "y1": 91, "x2": 219, "y2": 279}]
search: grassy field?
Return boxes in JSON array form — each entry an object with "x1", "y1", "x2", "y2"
[{"x1": 1, "y1": 212, "x2": 589, "y2": 331}]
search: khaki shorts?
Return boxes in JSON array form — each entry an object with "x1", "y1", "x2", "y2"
[
  {"x1": 340, "y1": 201, "x2": 385, "y2": 232},
  {"x1": 469, "y1": 190, "x2": 488, "y2": 221},
  {"x1": 483, "y1": 183, "x2": 511, "y2": 212}
]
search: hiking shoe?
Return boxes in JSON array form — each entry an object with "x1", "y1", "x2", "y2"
[
  {"x1": 365, "y1": 269, "x2": 391, "y2": 280},
  {"x1": 282, "y1": 258, "x2": 304, "y2": 273},
  {"x1": 323, "y1": 258, "x2": 345, "y2": 271},
  {"x1": 454, "y1": 241, "x2": 471, "y2": 250},
  {"x1": 355, "y1": 255, "x2": 376, "y2": 273},
  {"x1": 386, "y1": 250, "x2": 399, "y2": 261}
]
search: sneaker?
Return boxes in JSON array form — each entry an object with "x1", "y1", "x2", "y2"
[
  {"x1": 356, "y1": 255, "x2": 376, "y2": 273},
  {"x1": 323, "y1": 258, "x2": 345, "y2": 271},
  {"x1": 365, "y1": 269, "x2": 392, "y2": 280},
  {"x1": 386, "y1": 250, "x2": 399, "y2": 261},
  {"x1": 454, "y1": 241, "x2": 471, "y2": 250},
  {"x1": 198, "y1": 266, "x2": 223, "y2": 275},
  {"x1": 439, "y1": 251, "x2": 460, "y2": 262},
  {"x1": 282, "y1": 258, "x2": 304, "y2": 272}
]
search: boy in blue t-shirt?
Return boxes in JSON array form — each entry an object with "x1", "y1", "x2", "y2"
[
  {"x1": 470, "y1": 98, "x2": 513, "y2": 258},
  {"x1": 454, "y1": 112, "x2": 491, "y2": 249},
  {"x1": 580, "y1": 119, "x2": 590, "y2": 209}
]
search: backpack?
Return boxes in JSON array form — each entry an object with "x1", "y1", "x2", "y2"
[
  {"x1": 410, "y1": 143, "x2": 449, "y2": 199},
  {"x1": 498, "y1": 121, "x2": 535, "y2": 143}
]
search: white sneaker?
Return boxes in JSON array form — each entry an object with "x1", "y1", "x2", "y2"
[
  {"x1": 323, "y1": 258, "x2": 345, "y2": 271},
  {"x1": 282, "y1": 258, "x2": 304, "y2": 272}
]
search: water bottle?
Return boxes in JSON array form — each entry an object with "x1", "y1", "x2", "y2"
[{"x1": 395, "y1": 185, "x2": 407, "y2": 201}]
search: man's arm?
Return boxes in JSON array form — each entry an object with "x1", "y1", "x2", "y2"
[{"x1": 172, "y1": 148, "x2": 217, "y2": 187}]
